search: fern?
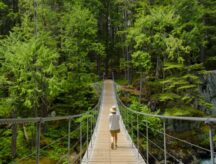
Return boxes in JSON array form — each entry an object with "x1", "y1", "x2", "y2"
[
  {"x1": 156, "y1": 92, "x2": 181, "y2": 102},
  {"x1": 164, "y1": 62, "x2": 184, "y2": 70},
  {"x1": 177, "y1": 84, "x2": 197, "y2": 91}
]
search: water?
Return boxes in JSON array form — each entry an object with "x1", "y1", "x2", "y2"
[
  {"x1": 200, "y1": 159, "x2": 211, "y2": 164},
  {"x1": 200, "y1": 158, "x2": 216, "y2": 164}
]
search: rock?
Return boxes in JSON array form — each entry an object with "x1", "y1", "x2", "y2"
[
  {"x1": 201, "y1": 71, "x2": 216, "y2": 114},
  {"x1": 191, "y1": 155, "x2": 199, "y2": 164}
]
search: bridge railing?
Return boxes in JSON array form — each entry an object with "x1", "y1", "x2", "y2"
[
  {"x1": 113, "y1": 81, "x2": 216, "y2": 164},
  {"x1": 0, "y1": 83, "x2": 103, "y2": 164},
  {"x1": 0, "y1": 108, "x2": 99, "y2": 164}
]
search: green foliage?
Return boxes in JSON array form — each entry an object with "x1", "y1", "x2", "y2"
[
  {"x1": 0, "y1": 98, "x2": 14, "y2": 116},
  {"x1": 132, "y1": 51, "x2": 151, "y2": 71},
  {"x1": 0, "y1": 0, "x2": 101, "y2": 163},
  {"x1": 0, "y1": 35, "x2": 62, "y2": 111},
  {"x1": 163, "y1": 62, "x2": 184, "y2": 70},
  {"x1": 125, "y1": 0, "x2": 213, "y2": 117},
  {"x1": 128, "y1": 101, "x2": 162, "y2": 134},
  {"x1": 0, "y1": 129, "x2": 11, "y2": 162},
  {"x1": 60, "y1": 2, "x2": 104, "y2": 76},
  {"x1": 0, "y1": 0, "x2": 215, "y2": 162},
  {"x1": 0, "y1": 2, "x2": 7, "y2": 10},
  {"x1": 156, "y1": 93, "x2": 181, "y2": 102}
]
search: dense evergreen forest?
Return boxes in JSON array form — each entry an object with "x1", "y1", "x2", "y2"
[{"x1": 0, "y1": 0, "x2": 216, "y2": 163}]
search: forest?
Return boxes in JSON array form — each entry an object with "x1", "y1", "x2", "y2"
[{"x1": 0, "y1": 0, "x2": 216, "y2": 163}]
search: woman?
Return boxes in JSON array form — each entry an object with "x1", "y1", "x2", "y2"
[{"x1": 109, "y1": 106, "x2": 120, "y2": 149}]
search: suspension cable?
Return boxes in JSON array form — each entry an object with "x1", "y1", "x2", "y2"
[
  {"x1": 139, "y1": 131, "x2": 182, "y2": 163},
  {"x1": 17, "y1": 123, "x2": 84, "y2": 162},
  {"x1": 56, "y1": 132, "x2": 88, "y2": 164},
  {"x1": 149, "y1": 125, "x2": 213, "y2": 153}
]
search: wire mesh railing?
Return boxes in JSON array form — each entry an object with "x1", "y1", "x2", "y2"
[
  {"x1": 0, "y1": 107, "x2": 100, "y2": 164},
  {"x1": 113, "y1": 81, "x2": 216, "y2": 164},
  {"x1": 81, "y1": 79, "x2": 105, "y2": 163}
]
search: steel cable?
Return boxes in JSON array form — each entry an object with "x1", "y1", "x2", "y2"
[
  {"x1": 16, "y1": 123, "x2": 85, "y2": 162},
  {"x1": 139, "y1": 131, "x2": 182, "y2": 163}
]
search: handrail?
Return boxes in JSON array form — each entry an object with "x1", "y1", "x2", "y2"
[
  {"x1": 0, "y1": 110, "x2": 99, "y2": 125},
  {"x1": 81, "y1": 81, "x2": 105, "y2": 163},
  {"x1": 17, "y1": 124, "x2": 82, "y2": 162}
]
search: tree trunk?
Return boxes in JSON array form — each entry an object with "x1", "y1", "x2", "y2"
[
  {"x1": 139, "y1": 72, "x2": 143, "y2": 104},
  {"x1": 156, "y1": 56, "x2": 160, "y2": 79},
  {"x1": 96, "y1": 54, "x2": 101, "y2": 78},
  {"x1": 124, "y1": 8, "x2": 132, "y2": 84},
  {"x1": 200, "y1": 46, "x2": 205, "y2": 63},
  {"x1": 12, "y1": 0, "x2": 19, "y2": 12},
  {"x1": 149, "y1": 0, "x2": 154, "y2": 4},
  {"x1": 127, "y1": 46, "x2": 132, "y2": 84},
  {"x1": 23, "y1": 124, "x2": 29, "y2": 142},
  {"x1": 105, "y1": 1, "x2": 112, "y2": 77},
  {"x1": 122, "y1": 10, "x2": 127, "y2": 81},
  {"x1": 40, "y1": 96, "x2": 48, "y2": 133},
  {"x1": 40, "y1": 97, "x2": 48, "y2": 117}
]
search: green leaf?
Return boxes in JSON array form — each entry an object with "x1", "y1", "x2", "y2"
[{"x1": 164, "y1": 62, "x2": 184, "y2": 70}]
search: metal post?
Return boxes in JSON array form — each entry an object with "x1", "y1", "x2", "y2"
[
  {"x1": 131, "y1": 114, "x2": 133, "y2": 147},
  {"x1": 80, "y1": 121, "x2": 82, "y2": 163},
  {"x1": 91, "y1": 114, "x2": 93, "y2": 148},
  {"x1": 163, "y1": 119, "x2": 167, "y2": 164},
  {"x1": 87, "y1": 116, "x2": 89, "y2": 160},
  {"x1": 209, "y1": 126, "x2": 214, "y2": 164},
  {"x1": 68, "y1": 118, "x2": 71, "y2": 164},
  {"x1": 126, "y1": 109, "x2": 128, "y2": 129},
  {"x1": 123, "y1": 108, "x2": 126, "y2": 124},
  {"x1": 146, "y1": 121, "x2": 149, "y2": 164},
  {"x1": 103, "y1": 72, "x2": 105, "y2": 80},
  {"x1": 137, "y1": 114, "x2": 139, "y2": 159},
  {"x1": 36, "y1": 119, "x2": 41, "y2": 164},
  {"x1": 112, "y1": 71, "x2": 114, "y2": 81},
  {"x1": 94, "y1": 110, "x2": 97, "y2": 139}
]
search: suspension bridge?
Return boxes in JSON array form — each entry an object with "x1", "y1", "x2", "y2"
[{"x1": 0, "y1": 79, "x2": 216, "y2": 164}]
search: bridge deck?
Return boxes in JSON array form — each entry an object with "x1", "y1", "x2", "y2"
[{"x1": 82, "y1": 80, "x2": 145, "y2": 164}]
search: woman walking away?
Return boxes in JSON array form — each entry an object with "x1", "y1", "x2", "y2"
[{"x1": 109, "y1": 106, "x2": 120, "y2": 149}]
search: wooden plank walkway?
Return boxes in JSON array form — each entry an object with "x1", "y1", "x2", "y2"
[{"x1": 82, "y1": 80, "x2": 145, "y2": 164}]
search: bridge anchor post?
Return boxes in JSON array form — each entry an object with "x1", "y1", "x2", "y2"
[
  {"x1": 146, "y1": 121, "x2": 149, "y2": 164},
  {"x1": 80, "y1": 121, "x2": 82, "y2": 163},
  {"x1": 163, "y1": 119, "x2": 167, "y2": 164},
  {"x1": 36, "y1": 118, "x2": 42, "y2": 164},
  {"x1": 205, "y1": 120, "x2": 215, "y2": 164},
  {"x1": 68, "y1": 117, "x2": 71, "y2": 164},
  {"x1": 87, "y1": 115, "x2": 89, "y2": 161},
  {"x1": 137, "y1": 114, "x2": 139, "y2": 159}
]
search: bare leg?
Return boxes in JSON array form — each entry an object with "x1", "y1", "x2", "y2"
[
  {"x1": 111, "y1": 136, "x2": 114, "y2": 143},
  {"x1": 114, "y1": 133, "x2": 118, "y2": 148},
  {"x1": 111, "y1": 134, "x2": 114, "y2": 149}
]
